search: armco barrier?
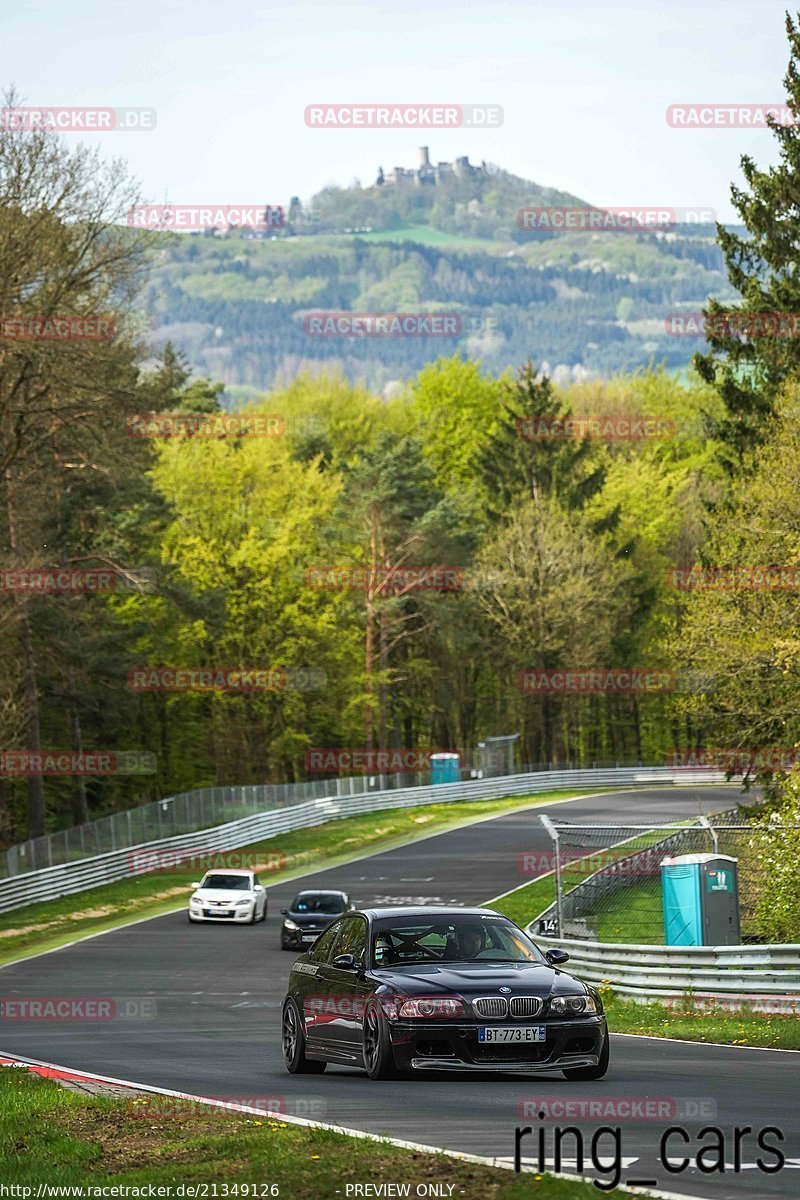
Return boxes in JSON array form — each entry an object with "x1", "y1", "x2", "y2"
[
  {"x1": 0, "y1": 766, "x2": 725, "y2": 913},
  {"x1": 4, "y1": 771, "x2": 439, "y2": 876},
  {"x1": 528, "y1": 932, "x2": 800, "y2": 1006}
]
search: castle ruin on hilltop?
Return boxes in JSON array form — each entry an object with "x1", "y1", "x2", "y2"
[{"x1": 376, "y1": 146, "x2": 490, "y2": 188}]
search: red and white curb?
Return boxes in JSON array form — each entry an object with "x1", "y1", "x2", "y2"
[{"x1": 1, "y1": 1050, "x2": 717, "y2": 1200}]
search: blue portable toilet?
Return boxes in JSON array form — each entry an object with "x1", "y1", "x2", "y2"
[
  {"x1": 430, "y1": 753, "x2": 460, "y2": 784},
  {"x1": 661, "y1": 857, "x2": 702, "y2": 945},
  {"x1": 661, "y1": 853, "x2": 740, "y2": 946}
]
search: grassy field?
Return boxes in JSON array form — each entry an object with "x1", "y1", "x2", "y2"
[
  {"x1": 0, "y1": 1066, "x2": 605, "y2": 1196},
  {"x1": 0, "y1": 789, "x2": 594, "y2": 967}
]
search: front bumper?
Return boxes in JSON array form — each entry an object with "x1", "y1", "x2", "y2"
[
  {"x1": 189, "y1": 905, "x2": 254, "y2": 922},
  {"x1": 388, "y1": 1015, "x2": 607, "y2": 1073}
]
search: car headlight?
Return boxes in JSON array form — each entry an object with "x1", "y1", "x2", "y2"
[
  {"x1": 283, "y1": 919, "x2": 299, "y2": 931},
  {"x1": 236, "y1": 898, "x2": 253, "y2": 907},
  {"x1": 395, "y1": 996, "x2": 466, "y2": 1019},
  {"x1": 548, "y1": 994, "x2": 597, "y2": 1015}
]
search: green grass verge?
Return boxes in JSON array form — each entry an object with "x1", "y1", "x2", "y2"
[
  {"x1": 0, "y1": 1066, "x2": 601, "y2": 1195},
  {"x1": 602, "y1": 992, "x2": 800, "y2": 1050},
  {"x1": 0, "y1": 790, "x2": 597, "y2": 968},
  {"x1": 486, "y1": 875, "x2": 556, "y2": 928}
]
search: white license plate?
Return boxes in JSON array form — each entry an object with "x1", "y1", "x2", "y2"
[{"x1": 478, "y1": 1026, "x2": 546, "y2": 1043}]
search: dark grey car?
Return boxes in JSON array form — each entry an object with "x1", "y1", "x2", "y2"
[{"x1": 280, "y1": 889, "x2": 353, "y2": 950}]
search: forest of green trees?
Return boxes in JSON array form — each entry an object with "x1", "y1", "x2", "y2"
[{"x1": 4, "y1": 12, "x2": 800, "y2": 851}]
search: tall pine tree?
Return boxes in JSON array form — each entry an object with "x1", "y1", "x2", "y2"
[
  {"x1": 696, "y1": 12, "x2": 800, "y2": 462},
  {"x1": 475, "y1": 361, "x2": 604, "y2": 517}
]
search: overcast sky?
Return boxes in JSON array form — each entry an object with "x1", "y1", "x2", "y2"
[{"x1": 3, "y1": 0, "x2": 792, "y2": 223}]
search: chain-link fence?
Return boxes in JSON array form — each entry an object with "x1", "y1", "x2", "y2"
[
  {"x1": 0, "y1": 772, "x2": 436, "y2": 878},
  {"x1": 538, "y1": 813, "x2": 799, "y2": 943}
]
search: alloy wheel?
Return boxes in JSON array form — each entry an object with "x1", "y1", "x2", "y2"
[
  {"x1": 283, "y1": 1004, "x2": 298, "y2": 1063},
  {"x1": 364, "y1": 1008, "x2": 381, "y2": 1071}
]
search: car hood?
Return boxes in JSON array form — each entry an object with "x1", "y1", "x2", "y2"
[
  {"x1": 371, "y1": 961, "x2": 583, "y2": 997},
  {"x1": 287, "y1": 911, "x2": 340, "y2": 927},
  {"x1": 194, "y1": 888, "x2": 253, "y2": 901}
]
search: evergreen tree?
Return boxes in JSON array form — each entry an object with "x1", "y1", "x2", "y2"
[
  {"x1": 696, "y1": 12, "x2": 800, "y2": 462},
  {"x1": 475, "y1": 361, "x2": 604, "y2": 516}
]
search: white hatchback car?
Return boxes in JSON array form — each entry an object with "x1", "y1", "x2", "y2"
[{"x1": 188, "y1": 869, "x2": 267, "y2": 925}]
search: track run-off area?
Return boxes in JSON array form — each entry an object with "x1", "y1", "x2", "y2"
[{"x1": 2, "y1": 785, "x2": 797, "y2": 1200}]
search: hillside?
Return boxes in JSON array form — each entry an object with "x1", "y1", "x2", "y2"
[{"x1": 139, "y1": 164, "x2": 737, "y2": 393}]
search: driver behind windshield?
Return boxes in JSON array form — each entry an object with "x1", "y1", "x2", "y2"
[{"x1": 454, "y1": 923, "x2": 486, "y2": 960}]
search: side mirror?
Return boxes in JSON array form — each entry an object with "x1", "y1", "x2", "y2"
[
  {"x1": 545, "y1": 949, "x2": 570, "y2": 966},
  {"x1": 331, "y1": 953, "x2": 358, "y2": 971},
  {"x1": 191, "y1": 882, "x2": 201, "y2": 889},
  {"x1": 280, "y1": 908, "x2": 288, "y2": 915},
  {"x1": 254, "y1": 885, "x2": 264, "y2": 891}
]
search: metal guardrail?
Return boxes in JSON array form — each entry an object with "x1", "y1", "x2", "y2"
[
  {"x1": 3, "y1": 771, "x2": 441, "y2": 877},
  {"x1": 3, "y1": 757, "x2": 724, "y2": 878},
  {"x1": 528, "y1": 932, "x2": 800, "y2": 1007},
  {"x1": 0, "y1": 765, "x2": 726, "y2": 913}
]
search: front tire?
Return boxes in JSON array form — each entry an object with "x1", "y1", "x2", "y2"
[
  {"x1": 363, "y1": 1003, "x2": 398, "y2": 1080},
  {"x1": 282, "y1": 1000, "x2": 326, "y2": 1074},
  {"x1": 562, "y1": 1032, "x2": 610, "y2": 1080}
]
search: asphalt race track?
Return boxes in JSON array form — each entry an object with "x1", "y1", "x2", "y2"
[{"x1": 2, "y1": 785, "x2": 797, "y2": 1200}]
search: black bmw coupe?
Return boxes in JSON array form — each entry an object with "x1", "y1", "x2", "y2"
[{"x1": 281, "y1": 906, "x2": 609, "y2": 1079}]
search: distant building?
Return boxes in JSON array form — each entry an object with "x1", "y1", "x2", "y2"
[{"x1": 376, "y1": 146, "x2": 489, "y2": 188}]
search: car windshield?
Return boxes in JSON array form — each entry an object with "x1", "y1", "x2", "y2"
[
  {"x1": 201, "y1": 874, "x2": 251, "y2": 891},
  {"x1": 371, "y1": 915, "x2": 546, "y2": 967},
  {"x1": 291, "y1": 893, "x2": 344, "y2": 914}
]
